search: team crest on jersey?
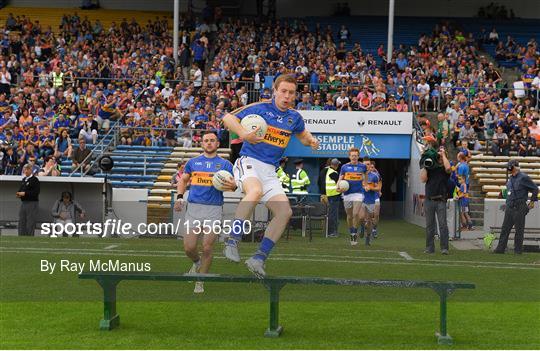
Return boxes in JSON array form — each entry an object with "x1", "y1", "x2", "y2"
[
  {"x1": 215, "y1": 163, "x2": 222, "y2": 170},
  {"x1": 287, "y1": 117, "x2": 293, "y2": 126}
]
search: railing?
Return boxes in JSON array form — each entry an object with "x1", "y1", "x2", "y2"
[
  {"x1": 68, "y1": 123, "x2": 120, "y2": 177},
  {"x1": 17, "y1": 74, "x2": 540, "y2": 112}
]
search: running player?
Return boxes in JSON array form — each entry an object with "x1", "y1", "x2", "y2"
[
  {"x1": 222, "y1": 74, "x2": 319, "y2": 277},
  {"x1": 174, "y1": 131, "x2": 236, "y2": 293},
  {"x1": 338, "y1": 148, "x2": 367, "y2": 246},
  {"x1": 363, "y1": 162, "x2": 382, "y2": 245},
  {"x1": 370, "y1": 160, "x2": 382, "y2": 239}
]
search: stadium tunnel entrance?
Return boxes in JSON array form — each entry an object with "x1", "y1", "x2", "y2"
[{"x1": 283, "y1": 157, "x2": 408, "y2": 220}]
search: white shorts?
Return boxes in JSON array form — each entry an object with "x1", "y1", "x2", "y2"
[
  {"x1": 343, "y1": 193, "x2": 364, "y2": 209},
  {"x1": 364, "y1": 203, "x2": 376, "y2": 214},
  {"x1": 96, "y1": 116, "x2": 110, "y2": 129},
  {"x1": 233, "y1": 156, "x2": 285, "y2": 203},
  {"x1": 184, "y1": 202, "x2": 222, "y2": 231}
]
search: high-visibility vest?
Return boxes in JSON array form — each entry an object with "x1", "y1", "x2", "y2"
[
  {"x1": 291, "y1": 168, "x2": 310, "y2": 194},
  {"x1": 325, "y1": 167, "x2": 339, "y2": 197},
  {"x1": 52, "y1": 72, "x2": 64, "y2": 88},
  {"x1": 276, "y1": 166, "x2": 290, "y2": 193}
]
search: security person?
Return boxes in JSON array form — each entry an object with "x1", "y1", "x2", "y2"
[
  {"x1": 291, "y1": 159, "x2": 310, "y2": 194},
  {"x1": 494, "y1": 160, "x2": 538, "y2": 254},
  {"x1": 276, "y1": 157, "x2": 290, "y2": 193},
  {"x1": 319, "y1": 158, "x2": 341, "y2": 237}
]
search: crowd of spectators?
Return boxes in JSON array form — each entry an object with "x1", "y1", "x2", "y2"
[{"x1": 0, "y1": 10, "x2": 539, "y2": 177}]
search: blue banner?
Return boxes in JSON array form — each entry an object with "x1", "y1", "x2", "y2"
[{"x1": 284, "y1": 134, "x2": 411, "y2": 159}]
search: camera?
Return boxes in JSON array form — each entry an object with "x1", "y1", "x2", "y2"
[{"x1": 419, "y1": 147, "x2": 440, "y2": 170}]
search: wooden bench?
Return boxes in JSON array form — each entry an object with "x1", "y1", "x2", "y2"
[
  {"x1": 79, "y1": 272, "x2": 475, "y2": 345},
  {"x1": 490, "y1": 227, "x2": 540, "y2": 251}
]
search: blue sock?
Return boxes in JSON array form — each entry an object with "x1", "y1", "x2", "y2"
[
  {"x1": 253, "y1": 237, "x2": 275, "y2": 261},
  {"x1": 230, "y1": 219, "x2": 247, "y2": 241},
  {"x1": 349, "y1": 227, "x2": 357, "y2": 235}
]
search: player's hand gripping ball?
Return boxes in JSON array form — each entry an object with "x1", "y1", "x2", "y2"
[
  {"x1": 337, "y1": 180, "x2": 349, "y2": 193},
  {"x1": 212, "y1": 170, "x2": 236, "y2": 191}
]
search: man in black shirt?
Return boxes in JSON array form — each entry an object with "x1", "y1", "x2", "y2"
[
  {"x1": 420, "y1": 135, "x2": 452, "y2": 254},
  {"x1": 494, "y1": 160, "x2": 538, "y2": 254},
  {"x1": 16, "y1": 164, "x2": 40, "y2": 236}
]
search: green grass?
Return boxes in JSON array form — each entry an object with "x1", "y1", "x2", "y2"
[{"x1": 1, "y1": 220, "x2": 539, "y2": 349}]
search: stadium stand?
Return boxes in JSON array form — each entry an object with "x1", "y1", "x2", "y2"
[{"x1": 0, "y1": 7, "x2": 538, "y2": 231}]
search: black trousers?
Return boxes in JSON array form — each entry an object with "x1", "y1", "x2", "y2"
[
  {"x1": 18, "y1": 201, "x2": 38, "y2": 236},
  {"x1": 495, "y1": 202, "x2": 528, "y2": 253}
]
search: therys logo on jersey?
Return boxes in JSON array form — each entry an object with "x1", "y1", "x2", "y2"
[
  {"x1": 263, "y1": 126, "x2": 291, "y2": 148},
  {"x1": 191, "y1": 171, "x2": 214, "y2": 186}
]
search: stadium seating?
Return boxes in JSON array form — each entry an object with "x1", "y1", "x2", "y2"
[
  {"x1": 469, "y1": 155, "x2": 540, "y2": 198},
  {"x1": 0, "y1": 7, "x2": 172, "y2": 34}
]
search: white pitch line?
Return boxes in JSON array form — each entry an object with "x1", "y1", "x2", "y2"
[
  {"x1": 1, "y1": 248, "x2": 539, "y2": 271},
  {"x1": 1, "y1": 246, "x2": 538, "y2": 267},
  {"x1": 399, "y1": 252, "x2": 413, "y2": 261},
  {"x1": 104, "y1": 245, "x2": 119, "y2": 250}
]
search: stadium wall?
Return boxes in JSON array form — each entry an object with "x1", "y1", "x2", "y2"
[
  {"x1": 245, "y1": 0, "x2": 540, "y2": 19},
  {"x1": 8, "y1": 0, "x2": 178, "y2": 11},
  {"x1": 8, "y1": 0, "x2": 540, "y2": 19},
  {"x1": 403, "y1": 138, "x2": 425, "y2": 227}
]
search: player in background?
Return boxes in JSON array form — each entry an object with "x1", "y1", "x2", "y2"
[
  {"x1": 363, "y1": 162, "x2": 382, "y2": 245},
  {"x1": 174, "y1": 131, "x2": 236, "y2": 293},
  {"x1": 338, "y1": 148, "x2": 367, "y2": 246},
  {"x1": 222, "y1": 74, "x2": 319, "y2": 277},
  {"x1": 370, "y1": 160, "x2": 382, "y2": 238}
]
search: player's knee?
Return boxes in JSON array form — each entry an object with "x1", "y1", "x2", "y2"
[
  {"x1": 202, "y1": 244, "x2": 213, "y2": 257},
  {"x1": 282, "y1": 206, "x2": 293, "y2": 220},
  {"x1": 184, "y1": 244, "x2": 197, "y2": 256},
  {"x1": 247, "y1": 187, "x2": 263, "y2": 200}
]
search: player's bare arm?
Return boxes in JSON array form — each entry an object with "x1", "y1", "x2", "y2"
[{"x1": 223, "y1": 113, "x2": 264, "y2": 144}]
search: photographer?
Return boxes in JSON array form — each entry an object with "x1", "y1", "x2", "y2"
[
  {"x1": 419, "y1": 135, "x2": 452, "y2": 254},
  {"x1": 494, "y1": 160, "x2": 538, "y2": 254}
]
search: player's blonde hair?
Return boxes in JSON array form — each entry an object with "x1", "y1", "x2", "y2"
[{"x1": 273, "y1": 74, "x2": 297, "y2": 90}]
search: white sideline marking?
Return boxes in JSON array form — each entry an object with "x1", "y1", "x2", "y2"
[
  {"x1": 1, "y1": 248, "x2": 538, "y2": 271},
  {"x1": 0, "y1": 246, "x2": 538, "y2": 267},
  {"x1": 104, "y1": 245, "x2": 119, "y2": 250},
  {"x1": 399, "y1": 252, "x2": 413, "y2": 261}
]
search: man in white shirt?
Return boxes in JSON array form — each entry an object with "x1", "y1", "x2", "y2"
[
  {"x1": 0, "y1": 65, "x2": 11, "y2": 96},
  {"x1": 532, "y1": 71, "x2": 540, "y2": 108},
  {"x1": 335, "y1": 90, "x2": 350, "y2": 109},
  {"x1": 161, "y1": 83, "x2": 173, "y2": 99},
  {"x1": 417, "y1": 78, "x2": 430, "y2": 111},
  {"x1": 192, "y1": 63, "x2": 202, "y2": 90},
  {"x1": 445, "y1": 101, "x2": 460, "y2": 129}
]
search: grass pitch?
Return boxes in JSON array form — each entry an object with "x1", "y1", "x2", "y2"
[{"x1": 1, "y1": 220, "x2": 539, "y2": 349}]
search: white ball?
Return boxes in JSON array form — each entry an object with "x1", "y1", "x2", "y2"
[
  {"x1": 240, "y1": 114, "x2": 268, "y2": 138},
  {"x1": 212, "y1": 170, "x2": 235, "y2": 191},
  {"x1": 337, "y1": 180, "x2": 349, "y2": 192}
]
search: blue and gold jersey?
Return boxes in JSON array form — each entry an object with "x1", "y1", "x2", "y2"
[
  {"x1": 363, "y1": 172, "x2": 381, "y2": 205},
  {"x1": 233, "y1": 100, "x2": 305, "y2": 166},
  {"x1": 184, "y1": 155, "x2": 233, "y2": 206},
  {"x1": 340, "y1": 162, "x2": 367, "y2": 195}
]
